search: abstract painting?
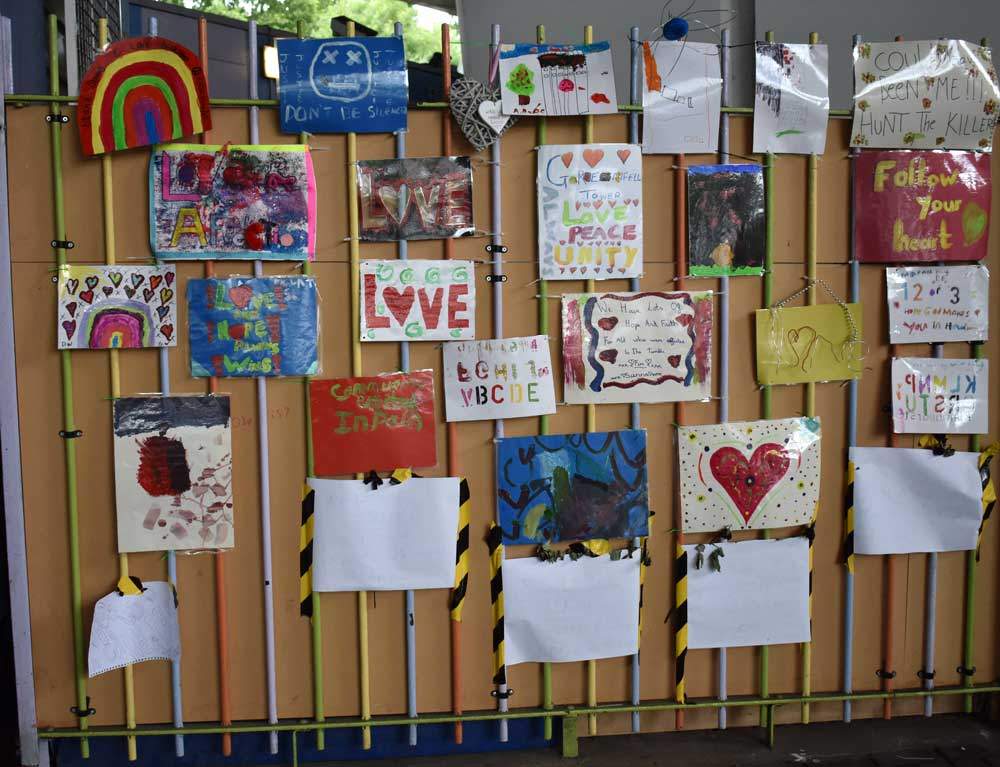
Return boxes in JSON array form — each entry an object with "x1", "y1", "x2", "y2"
[
  {"x1": 887, "y1": 265, "x2": 989, "y2": 343},
  {"x1": 687, "y1": 164, "x2": 765, "y2": 277},
  {"x1": 755, "y1": 303, "x2": 863, "y2": 385},
  {"x1": 113, "y1": 396, "x2": 233, "y2": 553},
  {"x1": 752, "y1": 42, "x2": 829, "y2": 155},
  {"x1": 641, "y1": 40, "x2": 721, "y2": 154},
  {"x1": 891, "y1": 357, "x2": 988, "y2": 434},
  {"x1": 187, "y1": 276, "x2": 319, "y2": 377},
  {"x1": 57, "y1": 265, "x2": 176, "y2": 349},
  {"x1": 150, "y1": 144, "x2": 316, "y2": 260},
  {"x1": 496, "y1": 429, "x2": 649, "y2": 544},
  {"x1": 499, "y1": 42, "x2": 617, "y2": 116}
]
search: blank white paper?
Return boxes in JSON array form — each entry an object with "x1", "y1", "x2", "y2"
[
  {"x1": 851, "y1": 447, "x2": 982, "y2": 555},
  {"x1": 503, "y1": 551, "x2": 640, "y2": 665},
  {"x1": 88, "y1": 581, "x2": 180, "y2": 677},
  {"x1": 686, "y1": 537, "x2": 810, "y2": 650},
  {"x1": 310, "y1": 477, "x2": 459, "y2": 591}
]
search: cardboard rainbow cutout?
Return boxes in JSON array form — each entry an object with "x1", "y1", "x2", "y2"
[{"x1": 77, "y1": 37, "x2": 212, "y2": 156}]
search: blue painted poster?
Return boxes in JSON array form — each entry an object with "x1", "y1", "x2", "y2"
[
  {"x1": 277, "y1": 37, "x2": 408, "y2": 134},
  {"x1": 187, "y1": 277, "x2": 319, "y2": 377}
]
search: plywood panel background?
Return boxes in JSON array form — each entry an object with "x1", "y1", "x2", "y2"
[{"x1": 7, "y1": 103, "x2": 999, "y2": 740}]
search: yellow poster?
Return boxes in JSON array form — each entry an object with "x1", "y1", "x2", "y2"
[{"x1": 755, "y1": 303, "x2": 863, "y2": 385}]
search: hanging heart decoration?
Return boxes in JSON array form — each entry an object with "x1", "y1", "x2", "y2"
[{"x1": 450, "y1": 78, "x2": 518, "y2": 152}]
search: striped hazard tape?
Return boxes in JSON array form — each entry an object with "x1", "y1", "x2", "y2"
[
  {"x1": 843, "y1": 461, "x2": 855, "y2": 574},
  {"x1": 674, "y1": 542, "x2": 687, "y2": 704},
  {"x1": 299, "y1": 483, "x2": 315, "y2": 618},
  {"x1": 976, "y1": 444, "x2": 999, "y2": 560},
  {"x1": 450, "y1": 478, "x2": 471, "y2": 622},
  {"x1": 486, "y1": 522, "x2": 506, "y2": 685}
]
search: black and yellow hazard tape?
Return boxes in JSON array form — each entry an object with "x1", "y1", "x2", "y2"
[
  {"x1": 843, "y1": 461, "x2": 855, "y2": 574},
  {"x1": 674, "y1": 542, "x2": 688, "y2": 704},
  {"x1": 450, "y1": 478, "x2": 471, "y2": 622},
  {"x1": 976, "y1": 444, "x2": 999, "y2": 560},
  {"x1": 486, "y1": 522, "x2": 506, "y2": 685},
  {"x1": 299, "y1": 482, "x2": 315, "y2": 618}
]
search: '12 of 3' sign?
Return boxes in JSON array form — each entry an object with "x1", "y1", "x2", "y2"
[{"x1": 277, "y1": 37, "x2": 409, "y2": 134}]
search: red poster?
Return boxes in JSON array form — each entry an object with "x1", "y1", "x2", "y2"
[
  {"x1": 854, "y1": 150, "x2": 991, "y2": 263},
  {"x1": 309, "y1": 371, "x2": 437, "y2": 476}
]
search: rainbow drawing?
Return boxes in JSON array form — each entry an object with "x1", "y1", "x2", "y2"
[{"x1": 77, "y1": 37, "x2": 212, "y2": 156}]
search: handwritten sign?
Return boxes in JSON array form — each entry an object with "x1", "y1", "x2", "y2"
[
  {"x1": 561, "y1": 290, "x2": 712, "y2": 404},
  {"x1": 891, "y1": 357, "x2": 988, "y2": 434},
  {"x1": 888, "y1": 266, "x2": 989, "y2": 344},
  {"x1": 537, "y1": 143, "x2": 643, "y2": 281},
  {"x1": 851, "y1": 40, "x2": 999, "y2": 150},
  {"x1": 442, "y1": 335, "x2": 556, "y2": 422},
  {"x1": 499, "y1": 42, "x2": 617, "y2": 117},
  {"x1": 755, "y1": 303, "x2": 863, "y2": 385},
  {"x1": 309, "y1": 372, "x2": 437, "y2": 476},
  {"x1": 357, "y1": 157, "x2": 473, "y2": 241},
  {"x1": 752, "y1": 43, "x2": 829, "y2": 155},
  {"x1": 187, "y1": 277, "x2": 319, "y2": 377},
  {"x1": 854, "y1": 151, "x2": 991, "y2": 263},
  {"x1": 360, "y1": 259, "x2": 475, "y2": 341},
  {"x1": 641, "y1": 41, "x2": 721, "y2": 154},
  {"x1": 277, "y1": 37, "x2": 408, "y2": 134}
]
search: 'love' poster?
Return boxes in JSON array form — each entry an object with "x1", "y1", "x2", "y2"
[
  {"x1": 886, "y1": 265, "x2": 989, "y2": 343},
  {"x1": 891, "y1": 357, "x2": 988, "y2": 434}
]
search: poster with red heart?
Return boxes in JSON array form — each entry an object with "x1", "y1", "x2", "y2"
[
  {"x1": 677, "y1": 416, "x2": 821, "y2": 533},
  {"x1": 309, "y1": 371, "x2": 437, "y2": 476},
  {"x1": 854, "y1": 150, "x2": 991, "y2": 263}
]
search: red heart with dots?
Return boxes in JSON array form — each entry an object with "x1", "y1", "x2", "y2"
[{"x1": 709, "y1": 444, "x2": 790, "y2": 524}]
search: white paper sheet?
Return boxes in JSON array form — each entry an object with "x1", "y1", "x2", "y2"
[
  {"x1": 891, "y1": 357, "x2": 988, "y2": 434},
  {"x1": 88, "y1": 581, "x2": 180, "y2": 677},
  {"x1": 752, "y1": 43, "x2": 829, "y2": 155},
  {"x1": 686, "y1": 537, "x2": 810, "y2": 650},
  {"x1": 887, "y1": 266, "x2": 989, "y2": 344},
  {"x1": 641, "y1": 41, "x2": 721, "y2": 154},
  {"x1": 503, "y1": 551, "x2": 640, "y2": 665},
  {"x1": 310, "y1": 477, "x2": 459, "y2": 591},
  {"x1": 851, "y1": 447, "x2": 983, "y2": 554}
]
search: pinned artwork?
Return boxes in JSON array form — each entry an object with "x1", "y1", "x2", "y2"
[
  {"x1": 850, "y1": 447, "x2": 985, "y2": 554},
  {"x1": 450, "y1": 78, "x2": 517, "y2": 151},
  {"x1": 537, "y1": 143, "x2": 643, "y2": 281},
  {"x1": 496, "y1": 429, "x2": 649, "y2": 544},
  {"x1": 113, "y1": 396, "x2": 233, "y2": 553},
  {"x1": 891, "y1": 357, "x2": 988, "y2": 434},
  {"x1": 752, "y1": 42, "x2": 829, "y2": 155},
  {"x1": 641, "y1": 41, "x2": 722, "y2": 154},
  {"x1": 686, "y1": 537, "x2": 810, "y2": 649},
  {"x1": 310, "y1": 371, "x2": 436, "y2": 476},
  {"x1": 755, "y1": 303, "x2": 863, "y2": 385},
  {"x1": 503, "y1": 551, "x2": 640, "y2": 665},
  {"x1": 687, "y1": 164, "x2": 765, "y2": 277},
  {"x1": 187, "y1": 277, "x2": 319, "y2": 377},
  {"x1": 442, "y1": 335, "x2": 556, "y2": 422},
  {"x1": 309, "y1": 477, "x2": 459, "y2": 591},
  {"x1": 887, "y1": 265, "x2": 989, "y2": 343},
  {"x1": 77, "y1": 37, "x2": 211, "y2": 156},
  {"x1": 499, "y1": 42, "x2": 617, "y2": 116},
  {"x1": 854, "y1": 151, "x2": 991, "y2": 263},
  {"x1": 678, "y1": 417, "x2": 822, "y2": 533},
  {"x1": 561, "y1": 290, "x2": 713, "y2": 404},
  {"x1": 277, "y1": 37, "x2": 408, "y2": 134},
  {"x1": 361, "y1": 259, "x2": 475, "y2": 341},
  {"x1": 57, "y1": 265, "x2": 176, "y2": 349},
  {"x1": 88, "y1": 582, "x2": 181, "y2": 677},
  {"x1": 357, "y1": 157, "x2": 474, "y2": 240},
  {"x1": 150, "y1": 144, "x2": 316, "y2": 260},
  {"x1": 851, "y1": 40, "x2": 999, "y2": 150}
]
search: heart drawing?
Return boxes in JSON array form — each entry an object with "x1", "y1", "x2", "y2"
[{"x1": 708, "y1": 443, "x2": 790, "y2": 524}]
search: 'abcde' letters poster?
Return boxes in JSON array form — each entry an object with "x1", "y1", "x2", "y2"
[
  {"x1": 310, "y1": 371, "x2": 437, "y2": 476},
  {"x1": 855, "y1": 151, "x2": 991, "y2": 263}
]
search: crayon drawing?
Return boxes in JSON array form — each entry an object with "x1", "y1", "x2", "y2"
[
  {"x1": 499, "y1": 42, "x2": 617, "y2": 116},
  {"x1": 752, "y1": 42, "x2": 829, "y2": 155},
  {"x1": 687, "y1": 164, "x2": 765, "y2": 277},
  {"x1": 641, "y1": 41, "x2": 721, "y2": 154}
]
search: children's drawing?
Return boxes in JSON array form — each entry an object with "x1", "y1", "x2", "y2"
[
  {"x1": 752, "y1": 42, "x2": 829, "y2": 155},
  {"x1": 687, "y1": 164, "x2": 765, "y2": 277},
  {"x1": 442, "y1": 335, "x2": 556, "y2": 422},
  {"x1": 187, "y1": 276, "x2": 319, "y2": 377},
  {"x1": 755, "y1": 303, "x2": 863, "y2": 385},
  {"x1": 499, "y1": 42, "x2": 617, "y2": 116},
  {"x1": 113, "y1": 396, "x2": 233, "y2": 553},
  {"x1": 310, "y1": 371, "x2": 437, "y2": 476},
  {"x1": 450, "y1": 78, "x2": 517, "y2": 151},
  {"x1": 891, "y1": 357, "x2": 988, "y2": 434},
  {"x1": 854, "y1": 151, "x2": 991, "y2": 263},
  {"x1": 277, "y1": 37, "x2": 408, "y2": 134},
  {"x1": 851, "y1": 40, "x2": 999, "y2": 150},
  {"x1": 887, "y1": 265, "x2": 989, "y2": 343},
  {"x1": 678, "y1": 417, "x2": 822, "y2": 533},
  {"x1": 496, "y1": 429, "x2": 649, "y2": 544},
  {"x1": 537, "y1": 143, "x2": 643, "y2": 281},
  {"x1": 150, "y1": 144, "x2": 316, "y2": 261},
  {"x1": 562, "y1": 290, "x2": 713, "y2": 404},
  {"x1": 357, "y1": 157, "x2": 474, "y2": 241},
  {"x1": 88, "y1": 582, "x2": 181, "y2": 677},
  {"x1": 641, "y1": 41, "x2": 721, "y2": 154},
  {"x1": 57, "y1": 265, "x2": 176, "y2": 350},
  {"x1": 77, "y1": 36, "x2": 211, "y2": 156},
  {"x1": 361, "y1": 259, "x2": 475, "y2": 341}
]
